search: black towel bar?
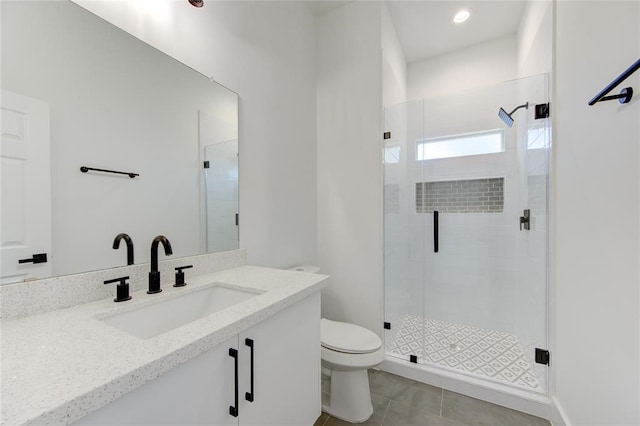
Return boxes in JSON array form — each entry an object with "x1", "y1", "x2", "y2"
[
  {"x1": 80, "y1": 166, "x2": 139, "y2": 178},
  {"x1": 588, "y1": 58, "x2": 640, "y2": 106}
]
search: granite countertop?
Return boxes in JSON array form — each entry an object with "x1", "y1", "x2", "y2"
[{"x1": 1, "y1": 265, "x2": 328, "y2": 426}]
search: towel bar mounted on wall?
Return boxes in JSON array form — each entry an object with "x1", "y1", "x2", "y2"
[
  {"x1": 80, "y1": 166, "x2": 139, "y2": 178},
  {"x1": 588, "y1": 58, "x2": 640, "y2": 106}
]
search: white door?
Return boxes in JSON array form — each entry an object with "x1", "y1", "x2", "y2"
[{"x1": 0, "y1": 90, "x2": 52, "y2": 284}]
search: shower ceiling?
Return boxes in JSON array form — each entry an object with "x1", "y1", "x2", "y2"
[{"x1": 307, "y1": 1, "x2": 527, "y2": 64}]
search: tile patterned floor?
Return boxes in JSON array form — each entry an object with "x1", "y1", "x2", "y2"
[
  {"x1": 385, "y1": 315, "x2": 542, "y2": 391},
  {"x1": 316, "y1": 370, "x2": 550, "y2": 426}
]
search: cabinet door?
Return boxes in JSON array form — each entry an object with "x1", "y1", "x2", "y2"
[
  {"x1": 238, "y1": 292, "x2": 321, "y2": 426},
  {"x1": 75, "y1": 335, "x2": 239, "y2": 425}
]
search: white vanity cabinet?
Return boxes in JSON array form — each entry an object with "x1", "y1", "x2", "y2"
[
  {"x1": 75, "y1": 292, "x2": 321, "y2": 425},
  {"x1": 237, "y1": 292, "x2": 320, "y2": 425}
]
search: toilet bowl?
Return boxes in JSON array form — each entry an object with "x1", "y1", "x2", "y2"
[
  {"x1": 289, "y1": 265, "x2": 385, "y2": 423},
  {"x1": 321, "y1": 319, "x2": 385, "y2": 423}
]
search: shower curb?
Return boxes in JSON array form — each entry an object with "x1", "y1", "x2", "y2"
[{"x1": 381, "y1": 357, "x2": 552, "y2": 420}]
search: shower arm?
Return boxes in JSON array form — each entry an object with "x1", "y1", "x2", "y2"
[{"x1": 508, "y1": 103, "x2": 529, "y2": 116}]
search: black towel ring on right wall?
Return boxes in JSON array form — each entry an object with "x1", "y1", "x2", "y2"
[{"x1": 588, "y1": 58, "x2": 640, "y2": 106}]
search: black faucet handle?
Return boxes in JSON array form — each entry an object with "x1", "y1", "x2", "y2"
[
  {"x1": 174, "y1": 265, "x2": 193, "y2": 287},
  {"x1": 104, "y1": 276, "x2": 132, "y2": 302}
]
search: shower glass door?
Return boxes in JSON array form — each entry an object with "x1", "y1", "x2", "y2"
[
  {"x1": 383, "y1": 74, "x2": 550, "y2": 394},
  {"x1": 203, "y1": 140, "x2": 239, "y2": 252},
  {"x1": 383, "y1": 99, "x2": 427, "y2": 364}
]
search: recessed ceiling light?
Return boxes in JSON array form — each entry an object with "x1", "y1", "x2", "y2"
[
  {"x1": 189, "y1": 0, "x2": 203, "y2": 7},
  {"x1": 453, "y1": 9, "x2": 471, "y2": 24}
]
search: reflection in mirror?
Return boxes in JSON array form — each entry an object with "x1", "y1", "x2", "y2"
[
  {"x1": 200, "y1": 114, "x2": 239, "y2": 253},
  {"x1": 0, "y1": 1, "x2": 239, "y2": 284}
]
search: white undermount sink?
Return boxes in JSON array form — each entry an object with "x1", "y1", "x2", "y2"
[{"x1": 99, "y1": 283, "x2": 262, "y2": 339}]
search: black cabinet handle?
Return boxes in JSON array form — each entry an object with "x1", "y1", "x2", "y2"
[
  {"x1": 18, "y1": 253, "x2": 47, "y2": 264},
  {"x1": 245, "y1": 338, "x2": 255, "y2": 402},
  {"x1": 229, "y1": 348, "x2": 239, "y2": 417},
  {"x1": 433, "y1": 211, "x2": 439, "y2": 253}
]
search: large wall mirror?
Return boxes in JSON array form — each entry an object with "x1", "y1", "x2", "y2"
[{"x1": 0, "y1": 1, "x2": 239, "y2": 284}]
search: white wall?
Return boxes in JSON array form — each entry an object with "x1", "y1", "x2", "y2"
[
  {"x1": 382, "y1": 3, "x2": 407, "y2": 107},
  {"x1": 408, "y1": 35, "x2": 517, "y2": 101},
  {"x1": 554, "y1": 1, "x2": 640, "y2": 424},
  {"x1": 74, "y1": 0, "x2": 318, "y2": 269},
  {"x1": 316, "y1": 2, "x2": 384, "y2": 335},
  {"x1": 517, "y1": 0, "x2": 553, "y2": 77}
]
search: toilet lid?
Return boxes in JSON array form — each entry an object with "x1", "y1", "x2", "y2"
[{"x1": 321, "y1": 318, "x2": 382, "y2": 354}]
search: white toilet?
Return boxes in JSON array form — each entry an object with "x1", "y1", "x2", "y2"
[{"x1": 289, "y1": 265, "x2": 385, "y2": 423}]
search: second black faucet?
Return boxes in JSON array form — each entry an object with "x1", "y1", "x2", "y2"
[
  {"x1": 112, "y1": 233, "x2": 134, "y2": 266},
  {"x1": 148, "y1": 235, "x2": 173, "y2": 294}
]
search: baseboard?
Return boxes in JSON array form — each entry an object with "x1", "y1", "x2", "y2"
[
  {"x1": 381, "y1": 357, "x2": 552, "y2": 420},
  {"x1": 550, "y1": 396, "x2": 571, "y2": 426}
]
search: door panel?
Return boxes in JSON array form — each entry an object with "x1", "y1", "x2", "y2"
[
  {"x1": 1, "y1": 90, "x2": 52, "y2": 283},
  {"x1": 239, "y1": 292, "x2": 321, "y2": 425},
  {"x1": 74, "y1": 336, "x2": 238, "y2": 425}
]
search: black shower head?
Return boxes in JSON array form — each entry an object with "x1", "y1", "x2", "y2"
[
  {"x1": 498, "y1": 102, "x2": 529, "y2": 128},
  {"x1": 498, "y1": 107, "x2": 515, "y2": 127}
]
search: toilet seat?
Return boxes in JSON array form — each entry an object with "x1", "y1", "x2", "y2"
[
  {"x1": 321, "y1": 345, "x2": 386, "y2": 371},
  {"x1": 321, "y1": 318, "x2": 382, "y2": 354}
]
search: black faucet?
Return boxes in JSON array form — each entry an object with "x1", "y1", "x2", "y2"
[
  {"x1": 112, "y1": 233, "x2": 134, "y2": 266},
  {"x1": 148, "y1": 235, "x2": 173, "y2": 294}
]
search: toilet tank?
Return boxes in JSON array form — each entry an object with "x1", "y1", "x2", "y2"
[{"x1": 289, "y1": 265, "x2": 321, "y2": 274}]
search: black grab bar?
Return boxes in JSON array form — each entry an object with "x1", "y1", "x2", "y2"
[{"x1": 588, "y1": 58, "x2": 639, "y2": 106}]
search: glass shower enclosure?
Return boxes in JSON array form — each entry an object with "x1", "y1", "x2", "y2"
[{"x1": 383, "y1": 74, "x2": 550, "y2": 394}]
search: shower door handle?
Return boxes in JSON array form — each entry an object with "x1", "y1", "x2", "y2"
[{"x1": 434, "y1": 211, "x2": 439, "y2": 253}]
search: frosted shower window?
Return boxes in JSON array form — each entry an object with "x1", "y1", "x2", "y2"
[{"x1": 415, "y1": 130, "x2": 504, "y2": 160}]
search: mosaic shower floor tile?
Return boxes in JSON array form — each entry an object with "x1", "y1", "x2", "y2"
[{"x1": 385, "y1": 315, "x2": 542, "y2": 392}]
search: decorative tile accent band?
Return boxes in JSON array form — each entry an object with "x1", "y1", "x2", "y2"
[{"x1": 416, "y1": 178, "x2": 504, "y2": 213}]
